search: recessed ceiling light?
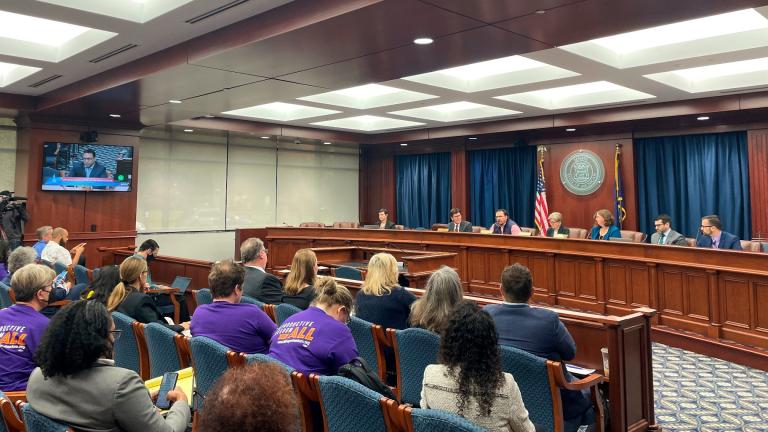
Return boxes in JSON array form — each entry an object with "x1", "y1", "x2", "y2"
[
  {"x1": 400, "y1": 143, "x2": 408, "y2": 146},
  {"x1": 414, "y1": 37, "x2": 433, "y2": 45},
  {"x1": 109, "y1": 114, "x2": 121, "y2": 118},
  {"x1": 204, "y1": 114, "x2": 215, "y2": 118},
  {"x1": 0, "y1": 11, "x2": 90, "y2": 47},
  {"x1": 645, "y1": 56, "x2": 768, "y2": 93},
  {"x1": 298, "y1": 84, "x2": 436, "y2": 109},
  {"x1": 183, "y1": 129, "x2": 194, "y2": 132},
  {"x1": 697, "y1": 116, "x2": 710, "y2": 121},
  {"x1": 311, "y1": 115, "x2": 424, "y2": 132},
  {"x1": 535, "y1": 9, "x2": 546, "y2": 14},
  {"x1": 495, "y1": 81, "x2": 654, "y2": 110},
  {"x1": 0, "y1": 61, "x2": 42, "y2": 87},
  {"x1": 323, "y1": 141, "x2": 332, "y2": 145},
  {"x1": 169, "y1": 99, "x2": 182, "y2": 104},
  {"x1": 260, "y1": 136, "x2": 270, "y2": 139},
  {"x1": 223, "y1": 102, "x2": 340, "y2": 121},
  {"x1": 468, "y1": 137, "x2": 478, "y2": 140},
  {"x1": 390, "y1": 101, "x2": 521, "y2": 122},
  {"x1": 566, "y1": 128, "x2": 576, "y2": 132}
]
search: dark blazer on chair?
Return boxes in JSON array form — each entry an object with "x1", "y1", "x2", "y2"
[
  {"x1": 117, "y1": 291, "x2": 183, "y2": 332},
  {"x1": 243, "y1": 266, "x2": 284, "y2": 303},
  {"x1": 447, "y1": 221, "x2": 473, "y2": 232},
  {"x1": 696, "y1": 231, "x2": 742, "y2": 250},
  {"x1": 546, "y1": 226, "x2": 570, "y2": 237}
]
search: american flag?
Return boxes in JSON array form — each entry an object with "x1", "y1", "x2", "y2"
[{"x1": 534, "y1": 146, "x2": 549, "y2": 236}]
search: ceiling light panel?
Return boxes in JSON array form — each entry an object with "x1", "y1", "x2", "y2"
[
  {"x1": 390, "y1": 101, "x2": 521, "y2": 122},
  {"x1": 222, "y1": 102, "x2": 340, "y2": 121},
  {"x1": 0, "y1": 11, "x2": 116, "y2": 62},
  {"x1": 495, "y1": 81, "x2": 655, "y2": 110},
  {"x1": 311, "y1": 115, "x2": 424, "y2": 132},
  {"x1": 0, "y1": 61, "x2": 41, "y2": 87},
  {"x1": 38, "y1": 0, "x2": 197, "y2": 23},
  {"x1": 562, "y1": 9, "x2": 768, "y2": 68},
  {"x1": 298, "y1": 84, "x2": 437, "y2": 109},
  {"x1": 402, "y1": 55, "x2": 579, "y2": 92},
  {"x1": 645, "y1": 57, "x2": 768, "y2": 93}
]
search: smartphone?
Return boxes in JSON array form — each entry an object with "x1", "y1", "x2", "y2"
[{"x1": 155, "y1": 372, "x2": 178, "y2": 410}]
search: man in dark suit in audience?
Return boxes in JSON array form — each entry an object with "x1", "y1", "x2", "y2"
[
  {"x1": 695, "y1": 214, "x2": 742, "y2": 250},
  {"x1": 650, "y1": 214, "x2": 687, "y2": 246},
  {"x1": 447, "y1": 208, "x2": 472, "y2": 232},
  {"x1": 240, "y1": 237, "x2": 284, "y2": 303},
  {"x1": 484, "y1": 264, "x2": 594, "y2": 432}
]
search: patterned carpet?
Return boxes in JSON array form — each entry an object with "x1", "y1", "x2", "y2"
[{"x1": 652, "y1": 343, "x2": 768, "y2": 431}]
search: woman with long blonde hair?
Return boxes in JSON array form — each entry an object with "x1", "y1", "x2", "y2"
[
  {"x1": 355, "y1": 253, "x2": 415, "y2": 330},
  {"x1": 282, "y1": 249, "x2": 318, "y2": 309},
  {"x1": 107, "y1": 257, "x2": 186, "y2": 332}
]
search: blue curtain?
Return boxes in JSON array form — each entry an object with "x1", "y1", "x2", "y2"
[
  {"x1": 634, "y1": 131, "x2": 751, "y2": 240},
  {"x1": 469, "y1": 146, "x2": 537, "y2": 229},
  {"x1": 396, "y1": 153, "x2": 451, "y2": 229}
]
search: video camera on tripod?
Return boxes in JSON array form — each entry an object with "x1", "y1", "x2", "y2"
[{"x1": 0, "y1": 190, "x2": 27, "y2": 213}]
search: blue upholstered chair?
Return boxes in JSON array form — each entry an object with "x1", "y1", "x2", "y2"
[
  {"x1": 190, "y1": 336, "x2": 231, "y2": 405},
  {"x1": 239, "y1": 295, "x2": 263, "y2": 307},
  {"x1": 275, "y1": 303, "x2": 302, "y2": 325},
  {"x1": 195, "y1": 288, "x2": 213, "y2": 306},
  {"x1": 316, "y1": 375, "x2": 387, "y2": 432},
  {"x1": 411, "y1": 408, "x2": 486, "y2": 432},
  {"x1": 73, "y1": 265, "x2": 90, "y2": 286},
  {"x1": 348, "y1": 316, "x2": 380, "y2": 377},
  {"x1": 20, "y1": 404, "x2": 72, "y2": 432},
  {"x1": 144, "y1": 322, "x2": 182, "y2": 378},
  {"x1": 111, "y1": 312, "x2": 141, "y2": 375},
  {"x1": 389, "y1": 328, "x2": 440, "y2": 405},
  {"x1": 245, "y1": 353, "x2": 295, "y2": 374},
  {"x1": 0, "y1": 282, "x2": 12, "y2": 309},
  {"x1": 334, "y1": 266, "x2": 363, "y2": 281},
  {"x1": 53, "y1": 262, "x2": 67, "y2": 276}
]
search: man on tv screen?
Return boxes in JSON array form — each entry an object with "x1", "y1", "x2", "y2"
[{"x1": 69, "y1": 149, "x2": 108, "y2": 178}]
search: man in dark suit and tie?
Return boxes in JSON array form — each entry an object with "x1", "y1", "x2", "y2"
[
  {"x1": 69, "y1": 149, "x2": 108, "y2": 178},
  {"x1": 447, "y1": 208, "x2": 472, "y2": 232},
  {"x1": 240, "y1": 237, "x2": 284, "y2": 303},
  {"x1": 484, "y1": 263, "x2": 594, "y2": 432},
  {"x1": 695, "y1": 214, "x2": 742, "y2": 250},
  {"x1": 650, "y1": 214, "x2": 688, "y2": 246}
]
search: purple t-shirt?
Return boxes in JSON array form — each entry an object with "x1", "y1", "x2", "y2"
[
  {"x1": 0, "y1": 304, "x2": 49, "y2": 391},
  {"x1": 190, "y1": 302, "x2": 276, "y2": 354},
  {"x1": 268, "y1": 307, "x2": 358, "y2": 376}
]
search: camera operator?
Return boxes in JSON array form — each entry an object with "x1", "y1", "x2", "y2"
[{"x1": 0, "y1": 191, "x2": 29, "y2": 251}]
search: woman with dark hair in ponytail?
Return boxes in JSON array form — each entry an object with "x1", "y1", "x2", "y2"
[{"x1": 268, "y1": 277, "x2": 358, "y2": 375}]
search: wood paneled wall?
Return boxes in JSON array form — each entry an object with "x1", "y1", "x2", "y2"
[
  {"x1": 749, "y1": 129, "x2": 768, "y2": 238},
  {"x1": 15, "y1": 120, "x2": 140, "y2": 264}
]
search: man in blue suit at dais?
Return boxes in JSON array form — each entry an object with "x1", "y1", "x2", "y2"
[
  {"x1": 485, "y1": 263, "x2": 594, "y2": 432},
  {"x1": 695, "y1": 214, "x2": 742, "y2": 250}
]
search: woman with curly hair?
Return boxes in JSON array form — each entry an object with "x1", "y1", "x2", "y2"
[
  {"x1": 421, "y1": 300, "x2": 536, "y2": 432},
  {"x1": 26, "y1": 300, "x2": 190, "y2": 431}
]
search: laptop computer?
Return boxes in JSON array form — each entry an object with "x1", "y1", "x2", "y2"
[{"x1": 170, "y1": 276, "x2": 192, "y2": 293}]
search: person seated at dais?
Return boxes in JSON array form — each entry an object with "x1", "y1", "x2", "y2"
[
  {"x1": 377, "y1": 208, "x2": 396, "y2": 230},
  {"x1": 650, "y1": 214, "x2": 688, "y2": 246},
  {"x1": 695, "y1": 214, "x2": 742, "y2": 250},
  {"x1": 545, "y1": 212, "x2": 570, "y2": 237},
  {"x1": 589, "y1": 209, "x2": 620, "y2": 240},
  {"x1": 447, "y1": 208, "x2": 473, "y2": 233},
  {"x1": 490, "y1": 209, "x2": 521, "y2": 235}
]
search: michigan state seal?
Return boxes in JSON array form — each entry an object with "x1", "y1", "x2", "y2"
[{"x1": 560, "y1": 150, "x2": 604, "y2": 195}]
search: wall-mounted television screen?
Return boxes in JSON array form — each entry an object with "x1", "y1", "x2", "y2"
[{"x1": 41, "y1": 142, "x2": 134, "y2": 192}]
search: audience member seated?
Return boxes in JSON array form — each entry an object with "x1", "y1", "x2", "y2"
[
  {"x1": 132, "y1": 239, "x2": 160, "y2": 286},
  {"x1": 589, "y1": 209, "x2": 620, "y2": 241},
  {"x1": 0, "y1": 239, "x2": 8, "y2": 282},
  {"x1": 409, "y1": 266, "x2": 463, "y2": 334},
  {"x1": 197, "y1": 363, "x2": 298, "y2": 432},
  {"x1": 696, "y1": 214, "x2": 742, "y2": 250},
  {"x1": 107, "y1": 257, "x2": 186, "y2": 332},
  {"x1": 485, "y1": 264, "x2": 594, "y2": 432},
  {"x1": 282, "y1": 249, "x2": 318, "y2": 309},
  {"x1": 240, "y1": 237, "x2": 284, "y2": 304},
  {"x1": 2, "y1": 246, "x2": 37, "y2": 286},
  {"x1": 447, "y1": 208, "x2": 473, "y2": 232},
  {"x1": 377, "y1": 208, "x2": 397, "y2": 229},
  {"x1": 27, "y1": 301, "x2": 190, "y2": 431},
  {"x1": 491, "y1": 208, "x2": 522, "y2": 235},
  {"x1": 355, "y1": 252, "x2": 416, "y2": 330},
  {"x1": 41, "y1": 227, "x2": 85, "y2": 266},
  {"x1": 269, "y1": 278, "x2": 358, "y2": 375},
  {"x1": 0, "y1": 264, "x2": 54, "y2": 391},
  {"x1": 422, "y1": 301, "x2": 536, "y2": 432},
  {"x1": 32, "y1": 226, "x2": 53, "y2": 259},
  {"x1": 191, "y1": 260, "x2": 276, "y2": 354},
  {"x1": 81, "y1": 265, "x2": 121, "y2": 302},
  {"x1": 133, "y1": 239, "x2": 190, "y2": 322},
  {"x1": 546, "y1": 212, "x2": 570, "y2": 237}
]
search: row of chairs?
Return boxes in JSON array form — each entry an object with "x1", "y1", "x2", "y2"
[{"x1": 0, "y1": 395, "x2": 73, "y2": 432}]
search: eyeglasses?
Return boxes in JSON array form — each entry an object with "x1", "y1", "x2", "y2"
[
  {"x1": 110, "y1": 330, "x2": 122, "y2": 341},
  {"x1": 653, "y1": 224, "x2": 664, "y2": 227},
  {"x1": 700, "y1": 225, "x2": 713, "y2": 228}
]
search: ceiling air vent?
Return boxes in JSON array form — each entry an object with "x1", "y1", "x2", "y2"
[
  {"x1": 89, "y1": 44, "x2": 139, "y2": 63},
  {"x1": 29, "y1": 75, "x2": 63, "y2": 88},
  {"x1": 186, "y1": 0, "x2": 250, "y2": 24}
]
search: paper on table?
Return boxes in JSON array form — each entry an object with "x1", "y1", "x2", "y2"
[
  {"x1": 145, "y1": 367, "x2": 194, "y2": 408},
  {"x1": 565, "y1": 364, "x2": 597, "y2": 376}
]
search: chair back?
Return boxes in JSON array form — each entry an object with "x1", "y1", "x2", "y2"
[
  {"x1": 740, "y1": 240, "x2": 761, "y2": 252},
  {"x1": 686, "y1": 237, "x2": 697, "y2": 247},
  {"x1": 73, "y1": 265, "x2": 90, "y2": 285},
  {"x1": 245, "y1": 353, "x2": 295, "y2": 373},
  {"x1": 567, "y1": 228, "x2": 588, "y2": 239},
  {"x1": 317, "y1": 375, "x2": 387, "y2": 432},
  {"x1": 431, "y1": 224, "x2": 448, "y2": 231},
  {"x1": 20, "y1": 404, "x2": 72, "y2": 432},
  {"x1": 0, "y1": 282, "x2": 12, "y2": 309},
  {"x1": 239, "y1": 295, "x2": 263, "y2": 307},
  {"x1": 333, "y1": 222, "x2": 360, "y2": 229},
  {"x1": 334, "y1": 266, "x2": 363, "y2": 281},
  {"x1": 190, "y1": 336, "x2": 231, "y2": 400},
  {"x1": 195, "y1": 288, "x2": 213, "y2": 306},
  {"x1": 471, "y1": 226, "x2": 483, "y2": 233},
  {"x1": 390, "y1": 328, "x2": 440, "y2": 405},
  {"x1": 299, "y1": 222, "x2": 324, "y2": 228},
  {"x1": 53, "y1": 262, "x2": 67, "y2": 275},
  {"x1": 394, "y1": 225, "x2": 405, "y2": 230},
  {"x1": 619, "y1": 230, "x2": 646, "y2": 243},
  {"x1": 410, "y1": 408, "x2": 485, "y2": 432},
  {"x1": 348, "y1": 317, "x2": 380, "y2": 376},
  {"x1": 0, "y1": 390, "x2": 24, "y2": 432},
  {"x1": 275, "y1": 303, "x2": 302, "y2": 325},
  {"x1": 499, "y1": 344, "x2": 558, "y2": 431},
  {"x1": 111, "y1": 312, "x2": 142, "y2": 374},
  {"x1": 144, "y1": 322, "x2": 182, "y2": 378}
]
